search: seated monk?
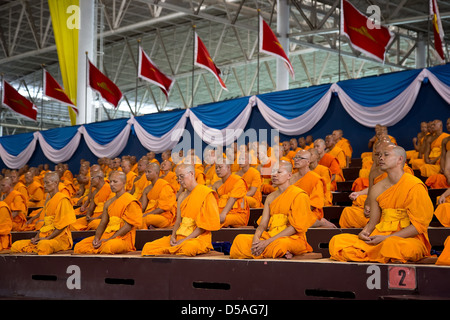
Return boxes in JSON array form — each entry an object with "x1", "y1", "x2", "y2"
[
  {"x1": 308, "y1": 148, "x2": 333, "y2": 206},
  {"x1": 213, "y1": 158, "x2": 249, "y2": 227},
  {"x1": 73, "y1": 171, "x2": 142, "y2": 254},
  {"x1": 203, "y1": 149, "x2": 221, "y2": 188},
  {"x1": 1, "y1": 177, "x2": 27, "y2": 231},
  {"x1": 291, "y1": 150, "x2": 335, "y2": 228},
  {"x1": 433, "y1": 188, "x2": 450, "y2": 227},
  {"x1": 0, "y1": 201, "x2": 12, "y2": 251},
  {"x1": 11, "y1": 172, "x2": 76, "y2": 255},
  {"x1": 141, "y1": 164, "x2": 221, "y2": 257},
  {"x1": 236, "y1": 152, "x2": 263, "y2": 208},
  {"x1": 70, "y1": 170, "x2": 113, "y2": 231},
  {"x1": 160, "y1": 160, "x2": 180, "y2": 192},
  {"x1": 411, "y1": 120, "x2": 449, "y2": 177},
  {"x1": 425, "y1": 128, "x2": 450, "y2": 189},
  {"x1": 406, "y1": 121, "x2": 428, "y2": 162},
  {"x1": 314, "y1": 139, "x2": 344, "y2": 191},
  {"x1": 10, "y1": 170, "x2": 29, "y2": 202},
  {"x1": 140, "y1": 162, "x2": 177, "y2": 229},
  {"x1": 332, "y1": 129, "x2": 353, "y2": 168},
  {"x1": 329, "y1": 145, "x2": 434, "y2": 263},
  {"x1": 24, "y1": 171, "x2": 45, "y2": 208},
  {"x1": 121, "y1": 158, "x2": 137, "y2": 192},
  {"x1": 325, "y1": 135, "x2": 346, "y2": 169},
  {"x1": 229, "y1": 160, "x2": 317, "y2": 259},
  {"x1": 129, "y1": 157, "x2": 151, "y2": 201}
]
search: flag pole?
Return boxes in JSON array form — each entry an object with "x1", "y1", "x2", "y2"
[
  {"x1": 136, "y1": 39, "x2": 141, "y2": 114},
  {"x1": 40, "y1": 64, "x2": 45, "y2": 131},
  {"x1": 192, "y1": 24, "x2": 196, "y2": 109},
  {"x1": 0, "y1": 73, "x2": 3, "y2": 137},
  {"x1": 338, "y1": 1, "x2": 342, "y2": 82},
  {"x1": 85, "y1": 51, "x2": 89, "y2": 124},
  {"x1": 427, "y1": 6, "x2": 431, "y2": 68},
  {"x1": 257, "y1": 9, "x2": 260, "y2": 95}
]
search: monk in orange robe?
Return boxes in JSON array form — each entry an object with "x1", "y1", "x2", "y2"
[
  {"x1": 140, "y1": 162, "x2": 177, "y2": 229},
  {"x1": 314, "y1": 139, "x2": 345, "y2": 191},
  {"x1": 141, "y1": 164, "x2": 221, "y2": 256},
  {"x1": 24, "y1": 171, "x2": 45, "y2": 208},
  {"x1": 74, "y1": 171, "x2": 142, "y2": 254},
  {"x1": 433, "y1": 188, "x2": 450, "y2": 227},
  {"x1": 308, "y1": 148, "x2": 333, "y2": 206},
  {"x1": 213, "y1": 159, "x2": 249, "y2": 227},
  {"x1": 230, "y1": 160, "x2": 317, "y2": 259},
  {"x1": 325, "y1": 135, "x2": 347, "y2": 169},
  {"x1": 129, "y1": 157, "x2": 150, "y2": 201},
  {"x1": 329, "y1": 145, "x2": 434, "y2": 263},
  {"x1": 332, "y1": 130, "x2": 352, "y2": 168},
  {"x1": 203, "y1": 149, "x2": 221, "y2": 188},
  {"x1": 0, "y1": 201, "x2": 12, "y2": 251},
  {"x1": 160, "y1": 160, "x2": 180, "y2": 192},
  {"x1": 11, "y1": 172, "x2": 76, "y2": 255},
  {"x1": 1, "y1": 177, "x2": 27, "y2": 231},
  {"x1": 70, "y1": 170, "x2": 113, "y2": 231},
  {"x1": 10, "y1": 170, "x2": 29, "y2": 201},
  {"x1": 291, "y1": 150, "x2": 335, "y2": 228},
  {"x1": 121, "y1": 159, "x2": 137, "y2": 192},
  {"x1": 411, "y1": 120, "x2": 449, "y2": 177},
  {"x1": 236, "y1": 153, "x2": 263, "y2": 208}
]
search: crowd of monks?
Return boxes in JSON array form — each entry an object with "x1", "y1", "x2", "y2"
[{"x1": 1, "y1": 119, "x2": 450, "y2": 266}]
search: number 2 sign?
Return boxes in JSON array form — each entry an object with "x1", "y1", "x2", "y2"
[{"x1": 388, "y1": 266, "x2": 417, "y2": 290}]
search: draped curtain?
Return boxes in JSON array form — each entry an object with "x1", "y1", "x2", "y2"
[{"x1": 1, "y1": 65, "x2": 449, "y2": 169}]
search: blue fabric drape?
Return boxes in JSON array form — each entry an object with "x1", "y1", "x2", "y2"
[
  {"x1": 0, "y1": 132, "x2": 35, "y2": 156},
  {"x1": 190, "y1": 96, "x2": 251, "y2": 129},
  {"x1": 257, "y1": 84, "x2": 332, "y2": 119},
  {"x1": 39, "y1": 125, "x2": 80, "y2": 150},
  {"x1": 337, "y1": 69, "x2": 422, "y2": 107},
  {"x1": 134, "y1": 109, "x2": 186, "y2": 137},
  {"x1": 82, "y1": 118, "x2": 129, "y2": 145}
]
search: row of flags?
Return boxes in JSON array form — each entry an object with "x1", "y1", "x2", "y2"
[{"x1": 1, "y1": 1, "x2": 446, "y2": 122}]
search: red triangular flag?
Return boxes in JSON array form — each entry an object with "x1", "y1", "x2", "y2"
[
  {"x1": 341, "y1": 0, "x2": 394, "y2": 63},
  {"x1": 43, "y1": 69, "x2": 78, "y2": 114},
  {"x1": 259, "y1": 16, "x2": 295, "y2": 79},
  {"x1": 88, "y1": 59, "x2": 123, "y2": 108},
  {"x1": 2, "y1": 80, "x2": 38, "y2": 121},
  {"x1": 138, "y1": 47, "x2": 175, "y2": 100},
  {"x1": 194, "y1": 32, "x2": 228, "y2": 91},
  {"x1": 430, "y1": 0, "x2": 446, "y2": 63}
]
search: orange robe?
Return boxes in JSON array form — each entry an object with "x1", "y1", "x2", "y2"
[
  {"x1": 433, "y1": 193, "x2": 450, "y2": 227},
  {"x1": 161, "y1": 171, "x2": 180, "y2": 192},
  {"x1": 230, "y1": 185, "x2": 316, "y2": 259},
  {"x1": 141, "y1": 179, "x2": 177, "y2": 229},
  {"x1": 312, "y1": 164, "x2": 333, "y2": 206},
  {"x1": 132, "y1": 174, "x2": 150, "y2": 201},
  {"x1": 217, "y1": 174, "x2": 249, "y2": 227},
  {"x1": 14, "y1": 182, "x2": 29, "y2": 202},
  {"x1": 3, "y1": 190, "x2": 27, "y2": 231},
  {"x1": 293, "y1": 171, "x2": 326, "y2": 220},
  {"x1": 141, "y1": 184, "x2": 221, "y2": 256},
  {"x1": 125, "y1": 171, "x2": 137, "y2": 192},
  {"x1": 0, "y1": 201, "x2": 12, "y2": 251},
  {"x1": 335, "y1": 138, "x2": 353, "y2": 161},
  {"x1": 204, "y1": 164, "x2": 220, "y2": 187},
  {"x1": 241, "y1": 167, "x2": 263, "y2": 208},
  {"x1": 70, "y1": 183, "x2": 114, "y2": 231},
  {"x1": 74, "y1": 192, "x2": 142, "y2": 254},
  {"x1": 319, "y1": 153, "x2": 345, "y2": 191},
  {"x1": 11, "y1": 192, "x2": 76, "y2": 255},
  {"x1": 327, "y1": 147, "x2": 346, "y2": 169},
  {"x1": 330, "y1": 173, "x2": 434, "y2": 263},
  {"x1": 26, "y1": 181, "x2": 45, "y2": 208},
  {"x1": 411, "y1": 132, "x2": 450, "y2": 177},
  {"x1": 425, "y1": 174, "x2": 450, "y2": 189}
]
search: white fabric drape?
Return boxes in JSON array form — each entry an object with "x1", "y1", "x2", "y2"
[
  {"x1": 422, "y1": 69, "x2": 450, "y2": 104},
  {"x1": 36, "y1": 131, "x2": 82, "y2": 164},
  {"x1": 256, "y1": 90, "x2": 332, "y2": 135},
  {"x1": 129, "y1": 112, "x2": 189, "y2": 153},
  {"x1": 78, "y1": 124, "x2": 132, "y2": 159},
  {"x1": 188, "y1": 97, "x2": 255, "y2": 146}
]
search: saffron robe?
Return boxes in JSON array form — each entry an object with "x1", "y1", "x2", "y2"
[
  {"x1": 319, "y1": 153, "x2": 345, "y2": 191},
  {"x1": 241, "y1": 167, "x2": 263, "y2": 208},
  {"x1": 229, "y1": 185, "x2": 316, "y2": 259},
  {"x1": 0, "y1": 201, "x2": 12, "y2": 251},
  {"x1": 3, "y1": 190, "x2": 27, "y2": 231},
  {"x1": 312, "y1": 164, "x2": 333, "y2": 206},
  {"x1": 11, "y1": 192, "x2": 76, "y2": 255},
  {"x1": 411, "y1": 132, "x2": 450, "y2": 177},
  {"x1": 132, "y1": 174, "x2": 150, "y2": 201},
  {"x1": 73, "y1": 192, "x2": 142, "y2": 254},
  {"x1": 329, "y1": 173, "x2": 434, "y2": 263},
  {"x1": 293, "y1": 171, "x2": 326, "y2": 220},
  {"x1": 26, "y1": 181, "x2": 45, "y2": 208},
  {"x1": 141, "y1": 179, "x2": 177, "y2": 229},
  {"x1": 141, "y1": 184, "x2": 220, "y2": 256},
  {"x1": 433, "y1": 193, "x2": 450, "y2": 227},
  {"x1": 217, "y1": 174, "x2": 249, "y2": 227},
  {"x1": 70, "y1": 183, "x2": 113, "y2": 231}
]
